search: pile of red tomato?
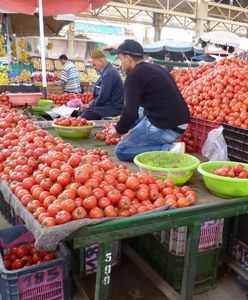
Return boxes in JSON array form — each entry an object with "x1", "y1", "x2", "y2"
[
  {"x1": 214, "y1": 163, "x2": 248, "y2": 178},
  {"x1": 178, "y1": 131, "x2": 195, "y2": 153},
  {"x1": 0, "y1": 108, "x2": 197, "y2": 227},
  {"x1": 53, "y1": 116, "x2": 94, "y2": 127},
  {"x1": 3, "y1": 242, "x2": 56, "y2": 270},
  {"x1": 94, "y1": 123, "x2": 121, "y2": 145},
  {"x1": 171, "y1": 57, "x2": 248, "y2": 129},
  {"x1": 48, "y1": 92, "x2": 93, "y2": 105},
  {"x1": 0, "y1": 93, "x2": 12, "y2": 108}
]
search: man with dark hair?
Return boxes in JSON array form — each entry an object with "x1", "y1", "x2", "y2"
[
  {"x1": 79, "y1": 49, "x2": 124, "y2": 120},
  {"x1": 105, "y1": 39, "x2": 190, "y2": 162},
  {"x1": 58, "y1": 54, "x2": 82, "y2": 93}
]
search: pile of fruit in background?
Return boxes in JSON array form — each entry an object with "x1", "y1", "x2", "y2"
[
  {"x1": 171, "y1": 57, "x2": 248, "y2": 129},
  {"x1": 48, "y1": 92, "x2": 93, "y2": 105}
]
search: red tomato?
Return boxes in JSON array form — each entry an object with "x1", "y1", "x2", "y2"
[
  {"x1": 41, "y1": 216, "x2": 56, "y2": 227},
  {"x1": 12, "y1": 259, "x2": 24, "y2": 270},
  {"x1": 78, "y1": 186, "x2": 93, "y2": 198},
  {"x1": 118, "y1": 196, "x2": 131, "y2": 209},
  {"x1": 98, "y1": 197, "x2": 111, "y2": 209},
  {"x1": 89, "y1": 207, "x2": 104, "y2": 219},
  {"x1": 55, "y1": 210, "x2": 72, "y2": 224},
  {"x1": 60, "y1": 199, "x2": 76, "y2": 213},
  {"x1": 107, "y1": 189, "x2": 121, "y2": 204},
  {"x1": 82, "y1": 196, "x2": 97, "y2": 210},
  {"x1": 16, "y1": 245, "x2": 30, "y2": 258},
  {"x1": 126, "y1": 177, "x2": 140, "y2": 190},
  {"x1": 104, "y1": 205, "x2": 117, "y2": 217},
  {"x1": 72, "y1": 207, "x2": 87, "y2": 220}
]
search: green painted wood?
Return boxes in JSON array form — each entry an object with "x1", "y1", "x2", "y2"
[
  {"x1": 181, "y1": 223, "x2": 201, "y2": 299},
  {"x1": 95, "y1": 242, "x2": 114, "y2": 300},
  {"x1": 68, "y1": 198, "x2": 248, "y2": 248}
]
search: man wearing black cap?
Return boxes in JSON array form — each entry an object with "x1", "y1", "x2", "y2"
[{"x1": 106, "y1": 39, "x2": 190, "y2": 162}]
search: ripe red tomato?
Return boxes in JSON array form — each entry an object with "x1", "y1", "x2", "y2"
[
  {"x1": 12, "y1": 259, "x2": 24, "y2": 270},
  {"x1": 55, "y1": 210, "x2": 72, "y2": 224},
  {"x1": 82, "y1": 196, "x2": 97, "y2": 210},
  {"x1": 107, "y1": 190, "x2": 121, "y2": 204},
  {"x1": 126, "y1": 177, "x2": 140, "y2": 190},
  {"x1": 41, "y1": 216, "x2": 56, "y2": 227},
  {"x1": 72, "y1": 207, "x2": 87, "y2": 220},
  {"x1": 16, "y1": 245, "x2": 30, "y2": 258},
  {"x1": 89, "y1": 207, "x2": 104, "y2": 219},
  {"x1": 60, "y1": 199, "x2": 76, "y2": 213}
]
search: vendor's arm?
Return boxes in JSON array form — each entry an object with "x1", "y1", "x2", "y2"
[
  {"x1": 57, "y1": 69, "x2": 68, "y2": 85},
  {"x1": 115, "y1": 76, "x2": 142, "y2": 134}
]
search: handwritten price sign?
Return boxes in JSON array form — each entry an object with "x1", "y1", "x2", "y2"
[
  {"x1": 18, "y1": 266, "x2": 63, "y2": 293},
  {"x1": 85, "y1": 244, "x2": 99, "y2": 275}
]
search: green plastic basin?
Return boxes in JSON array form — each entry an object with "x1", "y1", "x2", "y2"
[
  {"x1": 52, "y1": 122, "x2": 95, "y2": 139},
  {"x1": 32, "y1": 99, "x2": 53, "y2": 113},
  {"x1": 197, "y1": 161, "x2": 248, "y2": 199},
  {"x1": 134, "y1": 151, "x2": 200, "y2": 185}
]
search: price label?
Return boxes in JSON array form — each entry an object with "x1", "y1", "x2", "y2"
[
  {"x1": 85, "y1": 244, "x2": 99, "y2": 274},
  {"x1": 18, "y1": 266, "x2": 63, "y2": 293},
  {"x1": 103, "y1": 252, "x2": 112, "y2": 286}
]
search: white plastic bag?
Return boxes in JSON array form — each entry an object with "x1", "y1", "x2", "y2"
[{"x1": 202, "y1": 126, "x2": 228, "y2": 161}]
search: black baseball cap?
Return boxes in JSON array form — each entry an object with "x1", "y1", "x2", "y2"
[{"x1": 109, "y1": 39, "x2": 144, "y2": 57}]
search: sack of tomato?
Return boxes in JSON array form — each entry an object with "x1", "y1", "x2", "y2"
[{"x1": 0, "y1": 225, "x2": 70, "y2": 300}]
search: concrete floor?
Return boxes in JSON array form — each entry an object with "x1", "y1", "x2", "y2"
[{"x1": 0, "y1": 213, "x2": 247, "y2": 300}]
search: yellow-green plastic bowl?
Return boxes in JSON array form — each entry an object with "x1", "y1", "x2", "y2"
[
  {"x1": 52, "y1": 122, "x2": 95, "y2": 139},
  {"x1": 197, "y1": 161, "x2": 248, "y2": 199},
  {"x1": 32, "y1": 99, "x2": 53, "y2": 113},
  {"x1": 134, "y1": 151, "x2": 200, "y2": 185}
]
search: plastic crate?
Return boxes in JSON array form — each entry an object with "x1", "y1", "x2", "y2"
[
  {"x1": 68, "y1": 241, "x2": 121, "y2": 278},
  {"x1": 222, "y1": 124, "x2": 248, "y2": 163},
  {"x1": 183, "y1": 117, "x2": 220, "y2": 154},
  {"x1": 228, "y1": 236, "x2": 248, "y2": 288},
  {"x1": 159, "y1": 219, "x2": 224, "y2": 255},
  {"x1": 127, "y1": 234, "x2": 221, "y2": 293},
  {"x1": 0, "y1": 192, "x2": 16, "y2": 225},
  {"x1": 0, "y1": 225, "x2": 70, "y2": 300},
  {"x1": 0, "y1": 192, "x2": 24, "y2": 226}
]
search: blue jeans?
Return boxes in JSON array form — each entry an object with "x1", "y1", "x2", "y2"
[{"x1": 115, "y1": 115, "x2": 181, "y2": 162}]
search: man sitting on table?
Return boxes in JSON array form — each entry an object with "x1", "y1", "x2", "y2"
[{"x1": 79, "y1": 49, "x2": 124, "y2": 120}]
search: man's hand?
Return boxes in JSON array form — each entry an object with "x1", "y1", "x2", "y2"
[
  {"x1": 103, "y1": 44, "x2": 119, "y2": 51},
  {"x1": 108, "y1": 123, "x2": 122, "y2": 138}
]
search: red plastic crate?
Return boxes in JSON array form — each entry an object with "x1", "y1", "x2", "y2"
[
  {"x1": 182, "y1": 117, "x2": 221, "y2": 154},
  {"x1": 0, "y1": 225, "x2": 70, "y2": 300}
]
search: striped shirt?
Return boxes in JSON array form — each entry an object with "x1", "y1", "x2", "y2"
[{"x1": 60, "y1": 61, "x2": 81, "y2": 93}]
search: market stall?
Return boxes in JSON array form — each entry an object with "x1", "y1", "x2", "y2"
[{"x1": 0, "y1": 105, "x2": 246, "y2": 299}]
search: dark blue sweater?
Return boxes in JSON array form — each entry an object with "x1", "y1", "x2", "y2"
[
  {"x1": 89, "y1": 62, "x2": 124, "y2": 113},
  {"x1": 116, "y1": 62, "x2": 190, "y2": 134}
]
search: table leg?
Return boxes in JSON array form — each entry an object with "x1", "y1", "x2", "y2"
[
  {"x1": 181, "y1": 222, "x2": 201, "y2": 300},
  {"x1": 94, "y1": 242, "x2": 114, "y2": 300}
]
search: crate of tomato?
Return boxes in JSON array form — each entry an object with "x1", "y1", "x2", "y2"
[{"x1": 0, "y1": 225, "x2": 70, "y2": 300}]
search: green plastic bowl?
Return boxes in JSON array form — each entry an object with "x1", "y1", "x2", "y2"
[
  {"x1": 197, "y1": 161, "x2": 248, "y2": 199},
  {"x1": 134, "y1": 151, "x2": 200, "y2": 185},
  {"x1": 52, "y1": 122, "x2": 95, "y2": 139},
  {"x1": 32, "y1": 99, "x2": 53, "y2": 113}
]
